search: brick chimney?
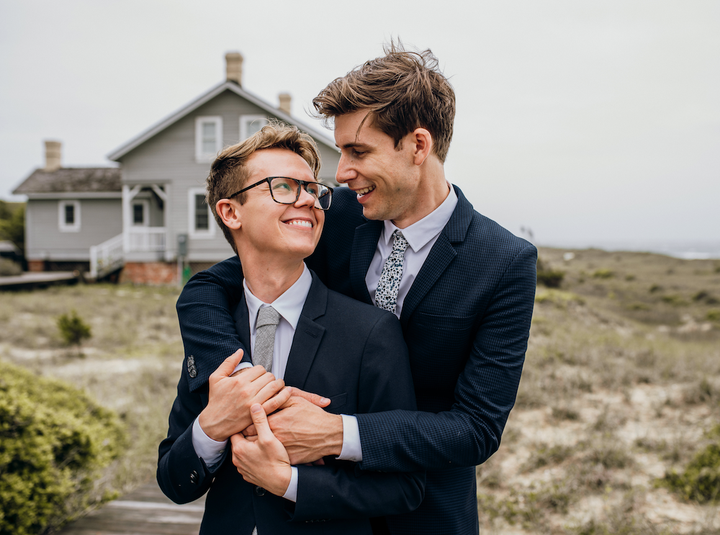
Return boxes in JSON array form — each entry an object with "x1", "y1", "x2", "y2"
[
  {"x1": 44, "y1": 140, "x2": 62, "y2": 171},
  {"x1": 225, "y1": 52, "x2": 243, "y2": 86},
  {"x1": 278, "y1": 93, "x2": 292, "y2": 115}
]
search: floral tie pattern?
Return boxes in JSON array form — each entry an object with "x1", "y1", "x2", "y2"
[{"x1": 375, "y1": 230, "x2": 409, "y2": 314}]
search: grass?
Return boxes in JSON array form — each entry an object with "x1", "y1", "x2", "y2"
[
  {"x1": 0, "y1": 283, "x2": 183, "y2": 501},
  {"x1": 3, "y1": 248, "x2": 720, "y2": 533},
  {"x1": 479, "y1": 248, "x2": 720, "y2": 534}
]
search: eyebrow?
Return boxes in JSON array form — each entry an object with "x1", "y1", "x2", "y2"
[{"x1": 336, "y1": 141, "x2": 371, "y2": 150}]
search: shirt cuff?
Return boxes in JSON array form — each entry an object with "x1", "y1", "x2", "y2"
[
  {"x1": 231, "y1": 361, "x2": 254, "y2": 375},
  {"x1": 192, "y1": 417, "x2": 227, "y2": 467},
  {"x1": 337, "y1": 414, "x2": 362, "y2": 462},
  {"x1": 282, "y1": 467, "x2": 299, "y2": 502}
]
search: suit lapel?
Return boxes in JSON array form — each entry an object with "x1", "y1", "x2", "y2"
[
  {"x1": 232, "y1": 293, "x2": 252, "y2": 359},
  {"x1": 283, "y1": 273, "x2": 327, "y2": 389},
  {"x1": 349, "y1": 220, "x2": 382, "y2": 305},
  {"x1": 400, "y1": 186, "x2": 474, "y2": 328}
]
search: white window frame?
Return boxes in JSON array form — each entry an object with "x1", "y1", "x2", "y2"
[
  {"x1": 240, "y1": 115, "x2": 268, "y2": 141},
  {"x1": 188, "y1": 187, "x2": 215, "y2": 239},
  {"x1": 58, "y1": 200, "x2": 81, "y2": 232},
  {"x1": 131, "y1": 199, "x2": 150, "y2": 227},
  {"x1": 195, "y1": 116, "x2": 223, "y2": 163}
]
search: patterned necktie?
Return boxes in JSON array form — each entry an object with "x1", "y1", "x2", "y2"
[
  {"x1": 254, "y1": 306, "x2": 280, "y2": 372},
  {"x1": 375, "y1": 230, "x2": 410, "y2": 314}
]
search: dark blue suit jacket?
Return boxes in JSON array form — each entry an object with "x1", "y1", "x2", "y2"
[
  {"x1": 160, "y1": 273, "x2": 424, "y2": 534},
  {"x1": 176, "y1": 186, "x2": 537, "y2": 534}
]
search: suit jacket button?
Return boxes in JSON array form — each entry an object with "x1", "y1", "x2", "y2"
[
  {"x1": 190, "y1": 470, "x2": 198, "y2": 484},
  {"x1": 254, "y1": 486, "x2": 265, "y2": 496}
]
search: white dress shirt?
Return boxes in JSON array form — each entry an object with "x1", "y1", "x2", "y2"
[
  {"x1": 338, "y1": 183, "x2": 458, "y2": 463},
  {"x1": 192, "y1": 264, "x2": 313, "y2": 502}
]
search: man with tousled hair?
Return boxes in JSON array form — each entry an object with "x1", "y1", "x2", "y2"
[
  {"x1": 159, "y1": 122, "x2": 424, "y2": 534},
  {"x1": 177, "y1": 44, "x2": 537, "y2": 534}
]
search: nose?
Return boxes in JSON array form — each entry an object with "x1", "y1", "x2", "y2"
[
  {"x1": 294, "y1": 185, "x2": 317, "y2": 209},
  {"x1": 335, "y1": 152, "x2": 356, "y2": 184}
]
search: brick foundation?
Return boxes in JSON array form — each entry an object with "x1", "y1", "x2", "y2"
[
  {"x1": 120, "y1": 262, "x2": 178, "y2": 285},
  {"x1": 28, "y1": 260, "x2": 46, "y2": 272}
]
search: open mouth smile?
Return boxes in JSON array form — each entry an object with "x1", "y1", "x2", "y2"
[
  {"x1": 284, "y1": 219, "x2": 313, "y2": 228},
  {"x1": 355, "y1": 185, "x2": 376, "y2": 198}
]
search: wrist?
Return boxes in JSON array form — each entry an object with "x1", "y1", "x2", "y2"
[
  {"x1": 326, "y1": 413, "x2": 344, "y2": 457},
  {"x1": 198, "y1": 411, "x2": 225, "y2": 442}
]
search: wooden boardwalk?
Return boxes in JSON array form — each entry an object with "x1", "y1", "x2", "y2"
[{"x1": 59, "y1": 481, "x2": 206, "y2": 535}]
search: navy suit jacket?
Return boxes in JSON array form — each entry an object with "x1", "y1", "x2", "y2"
[
  {"x1": 160, "y1": 273, "x2": 424, "y2": 534},
  {"x1": 176, "y1": 186, "x2": 537, "y2": 534}
]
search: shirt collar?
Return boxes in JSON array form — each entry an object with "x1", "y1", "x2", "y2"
[
  {"x1": 382, "y1": 183, "x2": 458, "y2": 252},
  {"x1": 243, "y1": 264, "x2": 312, "y2": 332}
]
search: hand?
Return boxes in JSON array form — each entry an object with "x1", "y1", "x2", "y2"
[
  {"x1": 262, "y1": 390, "x2": 343, "y2": 465},
  {"x1": 198, "y1": 350, "x2": 289, "y2": 441},
  {"x1": 231, "y1": 404, "x2": 292, "y2": 497},
  {"x1": 243, "y1": 386, "x2": 331, "y2": 436}
]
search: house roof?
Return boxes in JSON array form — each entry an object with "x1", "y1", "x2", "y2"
[
  {"x1": 107, "y1": 81, "x2": 338, "y2": 161},
  {"x1": 13, "y1": 167, "x2": 121, "y2": 195}
]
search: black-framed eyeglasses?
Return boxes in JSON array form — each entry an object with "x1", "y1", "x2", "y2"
[{"x1": 228, "y1": 176, "x2": 333, "y2": 211}]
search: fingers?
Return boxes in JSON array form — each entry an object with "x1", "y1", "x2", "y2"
[
  {"x1": 261, "y1": 386, "x2": 291, "y2": 415},
  {"x1": 288, "y1": 386, "x2": 331, "y2": 408},
  {"x1": 211, "y1": 349, "x2": 245, "y2": 380},
  {"x1": 243, "y1": 424, "x2": 257, "y2": 437}
]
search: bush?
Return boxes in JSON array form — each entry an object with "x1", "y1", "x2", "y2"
[
  {"x1": 592, "y1": 268, "x2": 614, "y2": 279},
  {"x1": 536, "y1": 257, "x2": 564, "y2": 288},
  {"x1": 0, "y1": 258, "x2": 22, "y2": 277},
  {"x1": 660, "y1": 443, "x2": 720, "y2": 503},
  {"x1": 57, "y1": 310, "x2": 92, "y2": 347},
  {"x1": 0, "y1": 361, "x2": 127, "y2": 535}
]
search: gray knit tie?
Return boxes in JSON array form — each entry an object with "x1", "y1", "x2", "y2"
[
  {"x1": 375, "y1": 230, "x2": 409, "y2": 314},
  {"x1": 254, "y1": 306, "x2": 280, "y2": 372}
]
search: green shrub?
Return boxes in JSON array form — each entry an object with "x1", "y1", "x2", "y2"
[
  {"x1": 0, "y1": 361, "x2": 127, "y2": 535},
  {"x1": 660, "y1": 443, "x2": 720, "y2": 503},
  {"x1": 57, "y1": 310, "x2": 92, "y2": 347},
  {"x1": 0, "y1": 258, "x2": 22, "y2": 277},
  {"x1": 707, "y1": 309, "x2": 720, "y2": 322},
  {"x1": 536, "y1": 257, "x2": 565, "y2": 288},
  {"x1": 592, "y1": 268, "x2": 614, "y2": 279}
]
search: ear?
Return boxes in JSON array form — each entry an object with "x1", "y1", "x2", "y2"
[
  {"x1": 215, "y1": 199, "x2": 242, "y2": 230},
  {"x1": 411, "y1": 128, "x2": 433, "y2": 166}
]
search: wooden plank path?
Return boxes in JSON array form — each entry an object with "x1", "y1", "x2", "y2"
[
  {"x1": 0, "y1": 271, "x2": 78, "y2": 289},
  {"x1": 59, "y1": 481, "x2": 206, "y2": 535}
]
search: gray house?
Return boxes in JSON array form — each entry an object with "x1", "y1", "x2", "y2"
[{"x1": 14, "y1": 53, "x2": 340, "y2": 283}]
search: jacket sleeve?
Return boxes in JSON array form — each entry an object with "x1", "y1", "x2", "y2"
[
  {"x1": 356, "y1": 243, "x2": 537, "y2": 472},
  {"x1": 157, "y1": 366, "x2": 227, "y2": 503},
  {"x1": 176, "y1": 256, "x2": 251, "y2": 385},
  {"x1": 290, "y1": 312, "x2": 425, "y2": 521}
]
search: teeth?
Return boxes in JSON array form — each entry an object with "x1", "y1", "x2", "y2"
[
  {"x1": 286, "y1": 220, "x2": 312, "y2": 228},
  {"x1": 356, "y1": 186, "x2": 376, "y2": 196}
]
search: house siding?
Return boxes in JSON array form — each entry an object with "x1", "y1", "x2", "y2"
[
  {"x1": 25, "y1": 198, "x2": 122, "y2": 261},
  {"x1": 119, "y1": 89, "x2": 339, "y2": 264}
]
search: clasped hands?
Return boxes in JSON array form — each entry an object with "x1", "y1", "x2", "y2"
[{"x1": 198, "y1": 350, "x2": 343, "y2": 497}]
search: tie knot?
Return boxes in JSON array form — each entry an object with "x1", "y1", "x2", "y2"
[
  {"x1": 256, "y1": 306, "x2": 280, "y2": 329},
  {"x1": 392, "y1": 230, "x2": 409, "y2": 253}
]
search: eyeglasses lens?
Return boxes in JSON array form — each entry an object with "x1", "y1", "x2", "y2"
[{"x1": 270, "y1": 178, "x2": 331, "y2": 210}]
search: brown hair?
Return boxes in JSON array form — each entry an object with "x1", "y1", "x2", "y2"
[
  {"x1": 312, "y1": 41, "x2": 455, "y2": 162},
  {"x1": 206, "y1": 121, "x2": 321, "y2": 253}
]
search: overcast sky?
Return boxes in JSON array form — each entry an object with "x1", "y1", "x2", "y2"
[{"x1": 1, "y1": 0, "x2": 718, "y2": 249}]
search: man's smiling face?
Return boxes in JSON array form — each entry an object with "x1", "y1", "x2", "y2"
[
  {"x1": 236, "y1": 148, "x2": 324, "y2": 263},
  {"x1": 334, "y1": 110, "x2": 423, "y2": 228}
]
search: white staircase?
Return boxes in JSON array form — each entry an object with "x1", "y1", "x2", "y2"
[{"x1": 90, "y1": 234, "x2": 124, "y2": 279}]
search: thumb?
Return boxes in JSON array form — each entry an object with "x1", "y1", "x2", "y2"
[
  {"x1": 213, "y1": 349, "x2": 244, "y2": 379},
  {"x1": 250, "y1": 404, "x2": 271, "y2": 439},
  {"x1": 289, "y1": 386, "x2": 330, "y2": 408}
]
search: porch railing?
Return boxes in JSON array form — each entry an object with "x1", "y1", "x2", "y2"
[
  {"x1": 90, "y1": 234, "x2": 124, "y2": 279},
  {"x1": 128, "y1": 227, "x2": 166, "y2": 252}
]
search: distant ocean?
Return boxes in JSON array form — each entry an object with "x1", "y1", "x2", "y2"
[{"x1": 539, "y1": 241, "x2": 720, "y2": 260}]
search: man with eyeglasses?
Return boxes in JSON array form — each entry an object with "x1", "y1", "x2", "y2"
[
  {"x1": 158, "y1": 122, "x2": 424, "y2": 534},
  {"x1": 176, "y1": 44, "x2": 537, "y2": 534}
]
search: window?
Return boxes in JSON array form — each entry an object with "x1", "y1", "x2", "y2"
[
  {"x1": 195, "y1": 116, "x2": 223, "y2": 162},
  {"x1": 131, "y1": 200, "x2": 149, "y2": 227},
  {"x1": 58, "y1": 200, "x2": 80, "y2": 232},
  {"x1": 188, "y1": 188, "x2": 215, "y2": 238},
  {"x1": 240, "y1": 115, "x2": 268, "y2": 141}
]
